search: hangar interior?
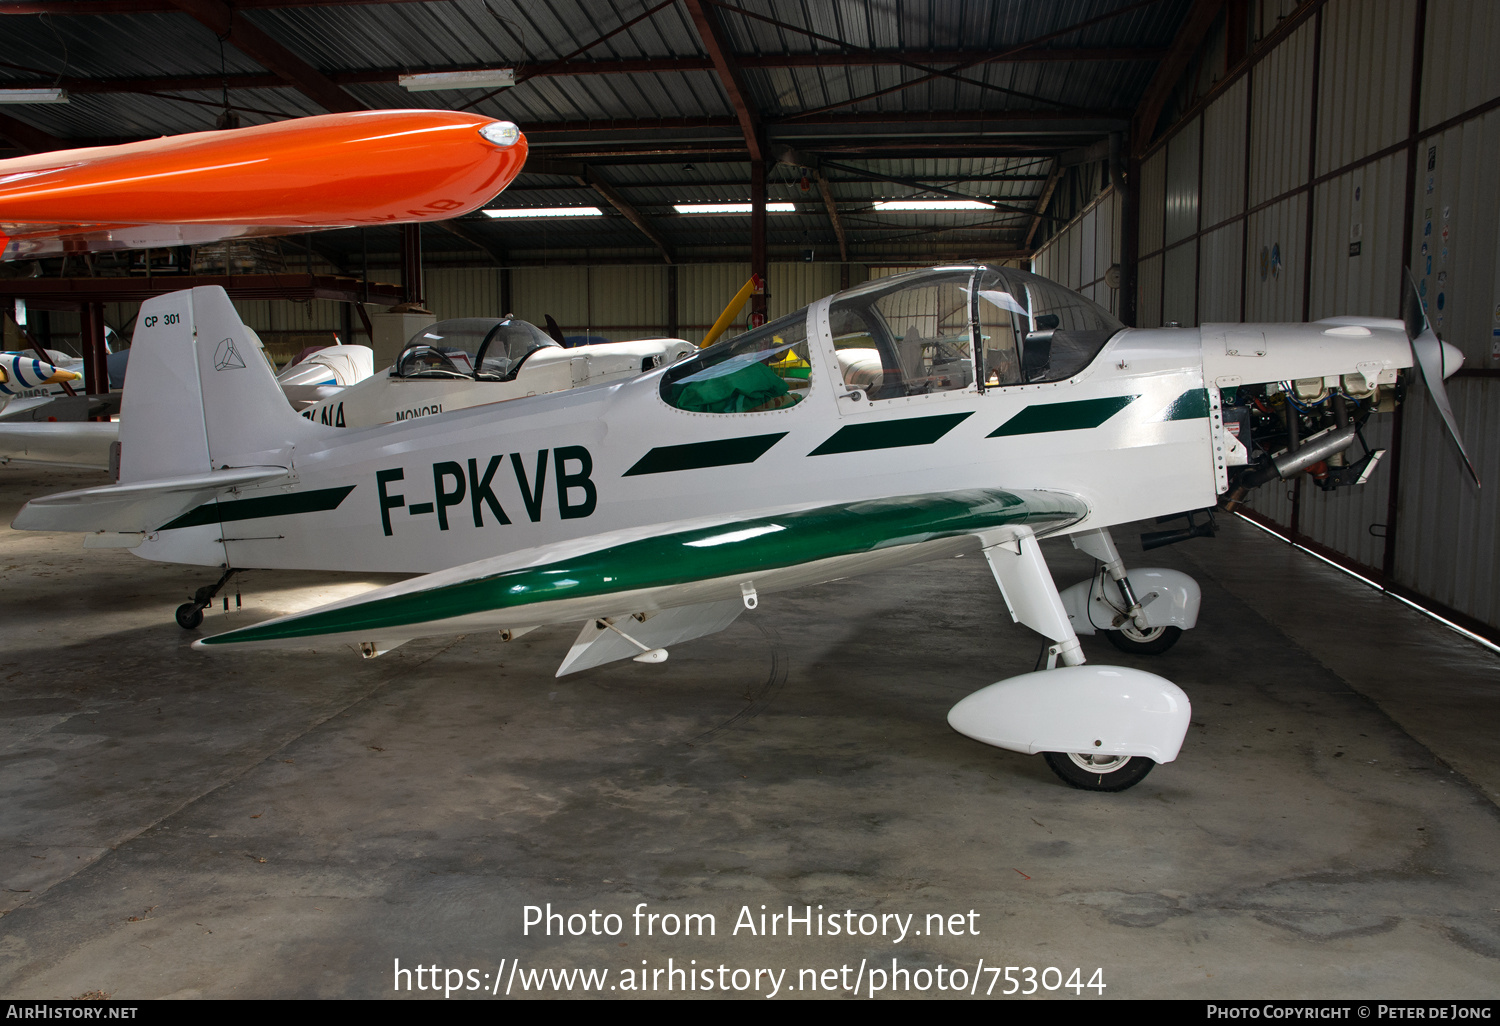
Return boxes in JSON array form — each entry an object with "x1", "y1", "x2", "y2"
[{"x1": 1, "y1": 0, "x2": 1499, "y2": 1000}]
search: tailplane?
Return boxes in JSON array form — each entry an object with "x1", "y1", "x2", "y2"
[
  {"x1": 13, "y1": 287, "x2": 318, "y2": 537},
  {"x1": 119, "y1": 286, "x2": 318, "y2": 483}
]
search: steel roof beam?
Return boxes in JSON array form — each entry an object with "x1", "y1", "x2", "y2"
[
  {"x1": 0, "y1": 51, "x2": 1168, "y2": 97},
  {"x1": 435, "y1": 220, "x2": 508, "y2": 267},
  {"x1": 814, "y1": 169, "x2": 847, "y2": 264},
  {"x1": 576, "y1": 167, "x2": 674, "y2": 264},
  {"x1": 779, "y1": 0, "x2": 1162, "y2": 122},
  {"x1": 1025, "y1": 161, "x2": 1063, "y2": 248},
  {"x1": 167, "y1": 0, "x2": 366, "y2": 114},
  {"x1": 2, "y1": 1, "x2": 434, "y2": 12},
  {"x1": 0, "y1": 110, "x2": 67, "y2": 153},
  {"x1": 1132, "y1": 0, "x2": 1226, "y2": 153},
  {"x1": 683, "y1": 0, "x2": 762, "y2": 162}
]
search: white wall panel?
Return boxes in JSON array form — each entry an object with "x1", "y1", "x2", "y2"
[
  {"x1": 767, "y1": 263, "x2": 845, "y2": 319},
  {"x1": 1244, "y1": 195, "x2": 1306, "y2": 321},
  {"x1": 1197, "y1": 222, "x2": 1245, "y2": 322},
  {"x1": 1308, "y1": 153, "x2": 1408, "y2": 321},
  {"x1": 1316, "y1": 0, "x2": 1416, "y2": 175},
  {"x1": 1079, "y1": 205, "x2": 1098, "y2": 286},
  {"x1": 1164, "y1": 117, "x2": 1202, "y2": 246},
  {"x1": 678, "y1": 263, "x2": 752, "y2": 343},
  {"x1": 1297, "y1": 413, "x2": 1393, "y2": 571},
  {"x1": 1201, "y1": 77, "x2": 1249, "y2": 228},
  {"x1": 1139, "y1": 149, "x2": 1167, "y2": 255},
  {"x1": 1137, "y1": 253, "x2": 1163, "y2": 328},
  {"x1": 1256, "y1": 0, "x2": 1305, "y2": 40},
  {"x1": 510, "y1": 266, "x2": 589, "y2": 330},
  {"x1": 1393, "y1": 378, "x2": 1499, "y2": 626},
  {"x1": 1162, "y1": 242, "x2": 1198, "y2": 326},
  {"x1": 425, "y1": 268, "x2": 504, "y2": 320},
  {"x1": 589, "y1": 265, "x2": 668, "y2": 332},
  {"x1": 1420, "y1": 0, "x2": 1500, "y2": 130},
  {"x1": 1249, "y1": 19, "x2": 1314, "y2": 206},
  {"x1": 1413, "y1": 111, "x2": 1500, "y2": 367}
]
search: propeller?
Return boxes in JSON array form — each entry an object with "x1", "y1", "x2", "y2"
[{"x1": 1402, "y1": 269, "x2": 1480, "y2": 487}]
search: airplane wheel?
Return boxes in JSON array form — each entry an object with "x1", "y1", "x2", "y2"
[
  {"x1": 1043, "y1": 752, "x2": 1155, "y2": 792},
  {"x1": 175, "y1": 602, "x2": 204, "y2": 630},
  {"x1": 1106, "y1": 624, "x2": 1182, "y2": 655}
]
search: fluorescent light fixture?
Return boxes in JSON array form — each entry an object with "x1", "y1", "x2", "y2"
[
  {"x1": 874, "y1": 199, "x2": 992, "y2": 211},
  {"x1": 0, "y1": 88, "x2": 68, "y2": 104},
  {"x1": 399, "y1": 68, "x2": 515, "y2": 92},
  {"x1": 482, "y1": 206, "x2": 604, "y2": 219},
  {"x1": 673, "y1": 203, "x2": 797, "y2": 215}
]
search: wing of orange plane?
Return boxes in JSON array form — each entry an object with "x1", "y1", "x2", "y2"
[{"x1": 0, "y1": 109, "x2": 527, "y2": 260}]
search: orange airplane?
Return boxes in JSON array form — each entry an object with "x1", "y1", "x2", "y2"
[{"x1": 0, "y1": 109, "x2": 528, "y2": 260}]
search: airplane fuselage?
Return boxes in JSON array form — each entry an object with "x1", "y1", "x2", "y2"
[{"x1": 136, "y1": 294, "x2": 1220, "y2": 574}]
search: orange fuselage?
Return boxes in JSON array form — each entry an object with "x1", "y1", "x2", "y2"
[{"x1": 0, "y1": 109, "x2": 527, "y2": 257}]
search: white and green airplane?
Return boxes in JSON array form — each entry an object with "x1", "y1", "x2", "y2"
[{"x1": 11, "y1": 265, "x2": 1472, "y2": 791}]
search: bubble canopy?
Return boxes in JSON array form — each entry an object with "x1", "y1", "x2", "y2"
[
  {"x1": 660, "y1": 265, "x2": 1125, "y2": 412},
  {"x1": 396, "y1": 317, "x2": 560, "y2": 381}
]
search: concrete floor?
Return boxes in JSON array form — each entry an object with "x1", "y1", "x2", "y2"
[{"x1": 2, "y1": 464, "x2": 1498, "y2": 1000}]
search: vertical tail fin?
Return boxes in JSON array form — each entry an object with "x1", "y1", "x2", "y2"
[{"x1": 118, "y1": 286, "x2": 318, "y2": 483}]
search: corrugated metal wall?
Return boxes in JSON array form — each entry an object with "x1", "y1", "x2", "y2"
[
  {"x1": 1031, "y1": 189, "x2": 1124, "y2": 320},
  {"x1": 1130, "y1": 0, "x2": 1500, "y2": 634}
]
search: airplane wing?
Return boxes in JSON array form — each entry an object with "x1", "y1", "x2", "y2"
[
  {"x1": 192, "y1": 487, "x2": 1089, "y2": 671},
  {"x1": 0, "y1": 421, "x2": 115, "y2": 469}
]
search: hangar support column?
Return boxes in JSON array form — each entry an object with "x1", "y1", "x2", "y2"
[
  {"x1": 80, "y1": 302, "x2": 107, "y2": 398},
  {"x1": 400, "y1": 224, "x2": 424, "y2": 307},
  {"x1": 750, "y1": 158, "x2": 767, "y2": 325}
]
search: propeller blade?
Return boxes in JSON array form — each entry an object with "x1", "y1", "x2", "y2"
[{"x1": 1403, "y1": 269, "x2": 1480, "y2": 487}]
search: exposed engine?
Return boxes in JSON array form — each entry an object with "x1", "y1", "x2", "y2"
[{"x1": 1219, "y1": 372, "x2": 1398, "y2": 510}]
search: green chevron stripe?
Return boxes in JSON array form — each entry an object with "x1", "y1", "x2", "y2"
[
  {"x1": 161, "y1": 485, "x2": 356, "y2": 531},
  {"x1": 808, "y1": 412, "x2": 972, "y2": 456},
  {"x1": 1160, "y1": 388, "x2": 1211, "y2": 420},
  {"x1": 987, "y1": 395, "x2": 1139, "y2": 437},
  {"x1": 623, "y1": 433, "x2": 787, "y2": 476},
  {"x1": 200, "y1": 488, "x2": 1087, "y2": 646}
]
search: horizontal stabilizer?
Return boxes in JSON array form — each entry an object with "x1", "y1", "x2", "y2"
[
  {"x1": 11, "y1": 465, "x2": 288, "y2": 534},
  {"x1": 556, "y1": 599, "x2": 746, "y2": 676}
]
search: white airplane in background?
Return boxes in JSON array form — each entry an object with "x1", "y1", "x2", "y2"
[
  {"x1": 10, "y1": 266, "x2": 1474, "y2": 791},
  {"x1": 0, "y1": 318, "x2": 693, "y2": 467},
  {"x1": 291, "y1": 317, "x2": 694, "y2": 428}
]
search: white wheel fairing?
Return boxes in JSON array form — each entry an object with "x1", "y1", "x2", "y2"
[{"x1": 947, "y1": 665, "x2": 1192, "y2": 763}]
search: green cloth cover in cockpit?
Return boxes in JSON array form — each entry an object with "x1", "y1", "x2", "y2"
[{"x1": 670, "y1": 359, "x2": 793, "y2": 413}]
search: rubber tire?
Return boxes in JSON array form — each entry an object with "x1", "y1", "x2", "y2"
[
  {"x1": 1105, "y1": 624, "x2": 1182, "y2": 655},
  {"x1": 175, "y1": 602, "x2": 204, "y2": 630},
  {"x1": 1043, "y1": 751, "x2": 1156, "y2": 792}
]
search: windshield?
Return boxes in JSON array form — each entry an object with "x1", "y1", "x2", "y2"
[
  {"x1": 660, "y1": 309, "x2": 811, "y2": 413},
  {"x1": 395, "y1": 317, "x2": 561, "y2": 381}
]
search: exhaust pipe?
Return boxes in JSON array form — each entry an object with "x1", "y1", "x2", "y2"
[
  {"x1": 1220, "y1": 423, "x2": 1358, "y2": 510},
  {"x1": 1271, "y1": 423, "x2": 1357, "y2": 478}
]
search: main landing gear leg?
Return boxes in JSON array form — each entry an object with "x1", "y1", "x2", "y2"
[
  {"x1": 1070, "y1": 527, "x2": 1184, "y2": 655},
  {"x1": 945, "y1": 527, "x2": 1191, "y2": 792},
  {"x1": 175, "y1": 567, "x2": 239, "y2": 630}
]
